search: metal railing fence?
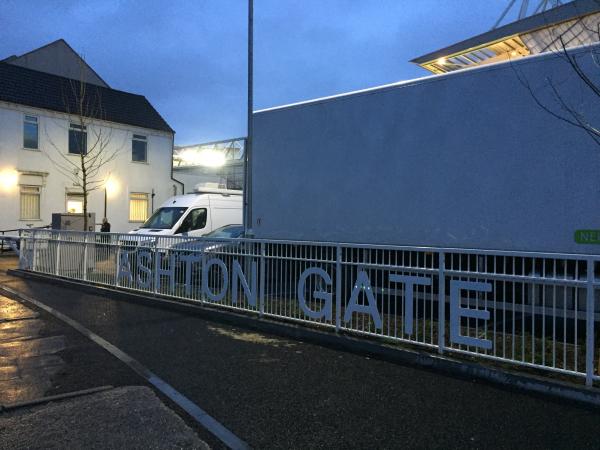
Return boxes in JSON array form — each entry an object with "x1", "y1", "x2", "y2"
[{"x1": 18, "y1": 229, "x2": 600, "y2": 386}]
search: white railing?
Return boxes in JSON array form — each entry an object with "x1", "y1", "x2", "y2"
[{"x1": 18, "y1": 229, "x2": 600, "y2": 386}]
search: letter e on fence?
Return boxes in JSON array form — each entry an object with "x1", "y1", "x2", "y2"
[{"x1": 450, "y1": 280, "x2": 492, "y2": 350}]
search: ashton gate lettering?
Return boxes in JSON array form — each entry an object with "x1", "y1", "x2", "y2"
[{"x1": 117, "y1": 250, "x2": 493, "y2": 350}]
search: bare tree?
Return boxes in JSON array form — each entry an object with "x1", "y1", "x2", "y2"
[
  {"x1": 43, "y1": 61, "x2": 124, "y2": 230},
  {"x1": 512, "y1": 9, "x2": 600, "y2": 146}
]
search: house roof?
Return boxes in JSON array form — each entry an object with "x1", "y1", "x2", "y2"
[
  {"x1": 1, "y1": 39, "x2": 111, "y2": 88},
  {"x1": 0, "y1": 62, "x2": 173, "y2": 133},
  {"x1": 411, "y1": 0, "x2": 600, "y2": 64}
]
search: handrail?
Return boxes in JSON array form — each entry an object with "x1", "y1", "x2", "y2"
[{"x1": 0, "y1": 225, "x2": 50, "y2": 253}]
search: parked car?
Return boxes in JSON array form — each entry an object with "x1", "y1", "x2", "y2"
[{"x1": 169, "y1": 224, "x2": 246, "y2": 261}]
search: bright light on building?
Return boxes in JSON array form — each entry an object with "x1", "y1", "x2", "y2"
[
  {"x1": 0, "y1": 169, "x2": 18, "y2": 191},
  {"x1": 180, "y1": 148, "x2": 226, "y2": 167},
  {"x1": 199, "y1": 149, "x2": 226, "y2": 167},
  {"x1": 437, "y1": 57, "x2": 447, "y2": 65},
  {"x1": 105, "y1": 176, "x2": 120, "y2": 197}
]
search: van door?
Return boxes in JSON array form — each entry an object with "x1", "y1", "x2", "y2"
[
  {"x1": 174, "y1": 208, "x2": 210, "y2": 236},
  {"x1": 207, "y1": 196, "x2": 243, "y2": 231},
  {"x1": 211, "y1": 207, "x2": 242, "y2": 230}
]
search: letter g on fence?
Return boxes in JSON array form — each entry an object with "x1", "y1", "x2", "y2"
[{"x1": 297, "y1": 267, "x2": 332, "y2": 320}]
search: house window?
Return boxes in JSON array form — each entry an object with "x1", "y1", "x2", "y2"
[
  {"x1": 129, "y1": 192, "x2": 149, "y2": 222},
  {"x1": 20, "y1": 186, "x2": 41, "y2": 220},
  {"x1": 69, "y1": 123, "x2": 87, "y2": 154},
  {"x1": 23, "y1": 115, "x2": 38, "y2": 149},
  {"x1": 66, "y1": 193, "x2": 84, "y2": 214},
  {"x1": 132, "y1": 134, "x2": 147, "y2": 162}
]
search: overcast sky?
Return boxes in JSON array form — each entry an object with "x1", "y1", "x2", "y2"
[{"x1": 1, "y1": 1, "x2": 517, "y2": 145}]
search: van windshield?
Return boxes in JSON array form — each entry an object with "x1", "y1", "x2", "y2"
[{"x1": 141, "y1": 207, "x2": 187, "y2": 229}]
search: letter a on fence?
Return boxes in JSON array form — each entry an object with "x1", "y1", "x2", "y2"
[
  {"x1": 344, "y1": 270, "x2": 382, "y2": 329},
  {"x1": 117, "y1": 251, "x2": 133, "y2": 283}
]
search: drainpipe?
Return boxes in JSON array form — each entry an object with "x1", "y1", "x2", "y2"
[{"x1": 170, "y1": 133, "x2": 184, "y2": 195}]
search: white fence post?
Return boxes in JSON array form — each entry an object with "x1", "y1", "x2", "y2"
[
  {"x1": 335, "y1": 245, "x2": 342, "y2": 332},
  {"x1": 55, "y1": 231, "x2": 61, "y2": 276},
  {"x1": 83, "y1": 233, "x2": 88, "y2": 281},
  {"x1": 31, "y1": 230, "x2": 38, "y2": 272},
  {"x1": 153, "y1": 238, "x2": 159, "y2": 295},
  {"x1": 114, "y1": 235, "x2": 121, "y2": 287},
  {"x1": 586, "y1": 258, "x2": 595, "y2": 387},
  {"x1": 201, "y1": 247, "x2": 207, "y2": 304},
  {"x1": 18, "y1": 229, "x2": 26, "y2": 269},
  {"x1": 259, "y1": 242, "x2": 265, "y2": 317},
  {"x1": 438, "y1": 251, "x2": 445, "y2": 354}
]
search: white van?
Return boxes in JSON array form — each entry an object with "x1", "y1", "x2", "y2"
[{"x1": 129, "y1": 188, "x2": 242, "y2": 237}]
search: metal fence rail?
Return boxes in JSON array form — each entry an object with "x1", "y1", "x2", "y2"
[{"x1": 18, "y1": 229, "x2": 600, "y2": 386}]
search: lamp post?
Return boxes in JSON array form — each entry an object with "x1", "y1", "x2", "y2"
[{"x1": 243, "y1": 0, "x2": 253, "y2": 236}]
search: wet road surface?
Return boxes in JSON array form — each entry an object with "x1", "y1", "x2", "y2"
[{"x1": 1, "y1": 256, "x2": 600, "y2": 449}]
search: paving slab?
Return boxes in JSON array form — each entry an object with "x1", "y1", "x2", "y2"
[{"x1": 0, "y1": 386, "x2": 209, "y2": 450}]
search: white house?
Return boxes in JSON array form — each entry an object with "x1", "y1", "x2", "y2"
[{"x1": 0, "y1": 40, "x2": 181, "y2": 233}]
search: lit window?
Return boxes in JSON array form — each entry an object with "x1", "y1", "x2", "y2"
[
  {"x1": 23, "y1": 115, "x2": 38, "y2": 149},
  {"x1": 129, "y1": 192, "x2": 149, "y2": 222},
  {"x1": 132, "y1": 134, "x2": 147, "y2": 162},
  {"x1": 66, "y1": 193, "x2": 84, "y2": 213},
  {"x1": 20, "y1": 185, "x2": 40, "y2": 220},
  {"x1": 69, "y1": 123, "x2": 87, "y2": 155}
]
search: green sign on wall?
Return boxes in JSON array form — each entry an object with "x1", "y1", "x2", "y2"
[{"x1": 575, "y1": 229, "x2": 600, "y2": 245}]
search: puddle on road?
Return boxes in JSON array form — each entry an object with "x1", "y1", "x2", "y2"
[
  {"x1": 0, "y1": 296, "x2": 39, "y2": 322},
  {"x1": 0, "y1": 295, "x2": 66, "y2": 404},
  {"x1": 0, "y1": 335, "x2": 67, "y2": 358},
  {"x1": 0, "y1": 319, "x2": 44, "y2": 342},
  {"x1": 207, "y1": 325, "x2": 296, "y2": 348}
]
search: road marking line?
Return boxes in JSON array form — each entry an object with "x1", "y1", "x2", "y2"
[{"x1": 0, "y1": 285, "x2": 250, "y2": 450}]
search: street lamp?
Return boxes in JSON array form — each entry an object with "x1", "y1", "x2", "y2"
[
  {"x1": 0, "y1": 169, "x2": 18, "y2": 192},
  {"x1": 243, "y1": 0, "x2": 254, "y2": 236}
]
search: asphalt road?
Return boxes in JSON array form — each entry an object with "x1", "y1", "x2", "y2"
[{"x1": 1, "y1": 256, "x2": 600, "y2": 449}]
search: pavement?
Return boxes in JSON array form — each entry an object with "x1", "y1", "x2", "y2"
[
  {"x1": 0, "y1": 293, "x2": 137, "y2": 405},
  {"x1": 0, "y1": 386, "x2": 208, "y2": 450},
  {"x1": 2, "y1": 255, "x2": 600, "y2": 449}
]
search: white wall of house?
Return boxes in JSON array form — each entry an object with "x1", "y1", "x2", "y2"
[{"x1": 0, "y1": 101, "x2": 177, "y2": 232}]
